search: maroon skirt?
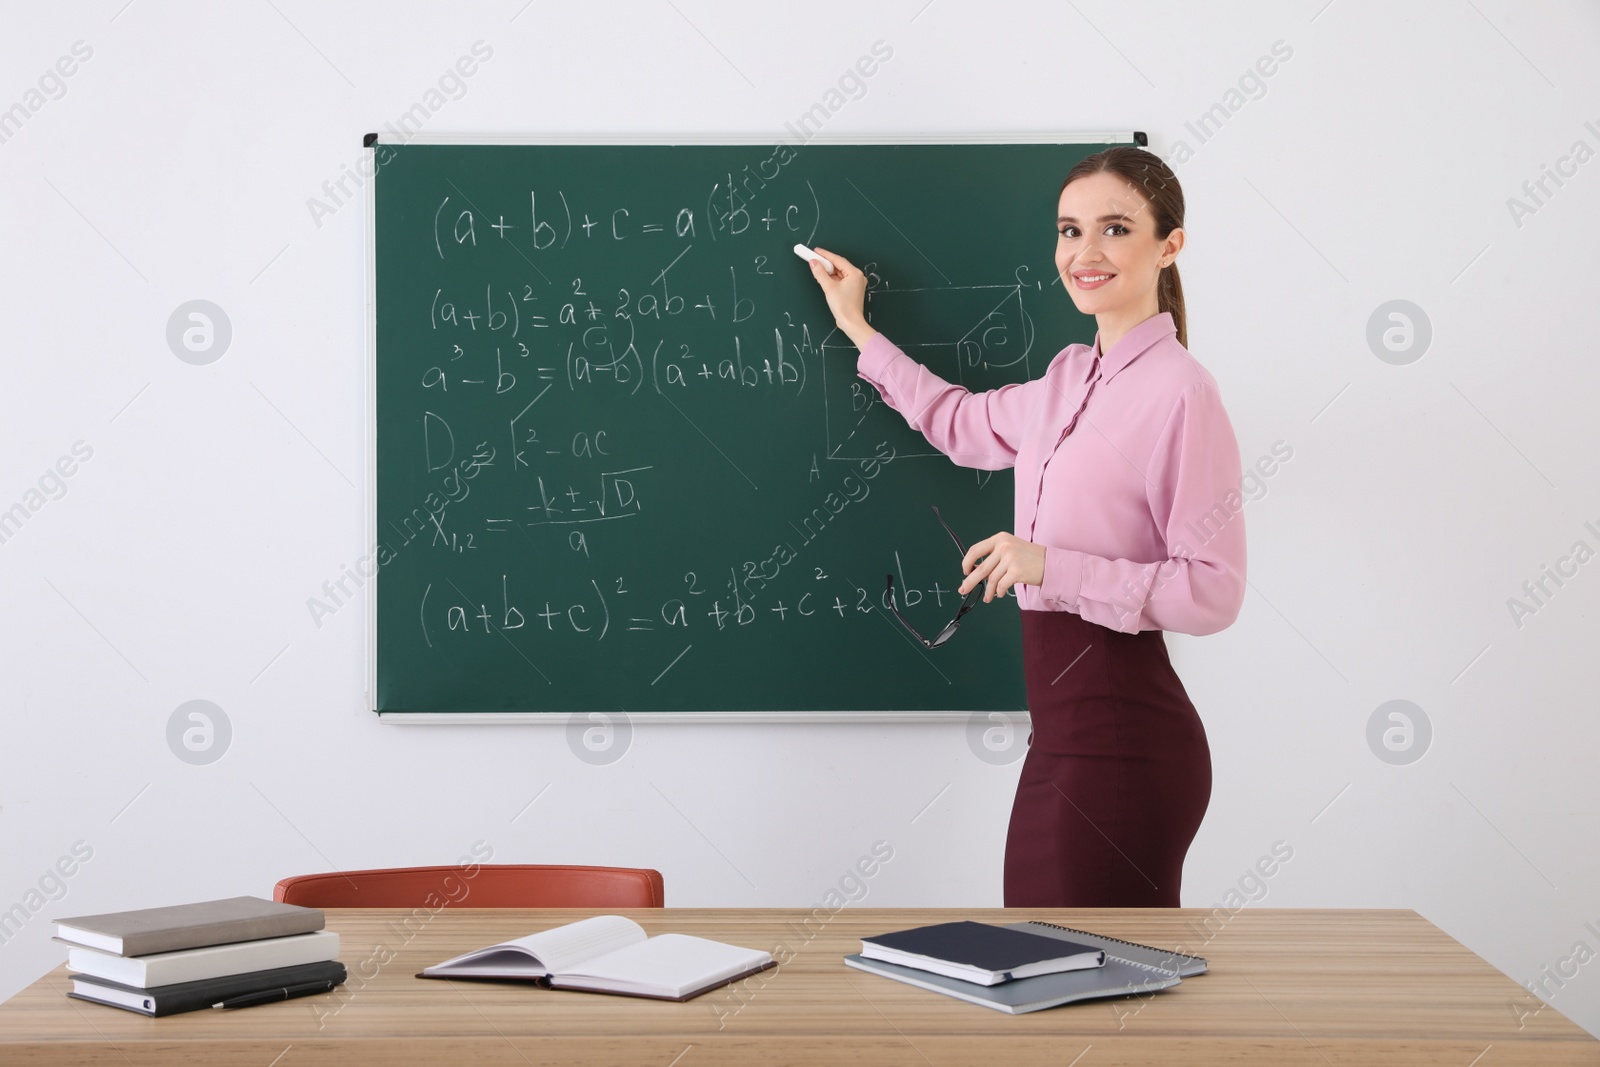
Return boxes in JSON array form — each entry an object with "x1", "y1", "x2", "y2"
[{"x1": 1003, "y1": 608, "x2": 1212, "y2": 907}]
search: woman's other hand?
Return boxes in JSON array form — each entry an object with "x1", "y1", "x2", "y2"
[
  {"x1": 959, "y1": 532, "x2": 1047, "y2": 602},
  {"x1": 806, "y1": 246, "x2": 876, "y2": 348}
]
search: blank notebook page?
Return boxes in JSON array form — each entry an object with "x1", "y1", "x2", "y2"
[
  {"x1": 558, "y1": 934, "x2": 768, "y2": 996},
  {"x1": 424, "y1": 915, "x2": 648, "y2": 977},
  {"x1": 502, "y1": 915, "x2": 644, "y2": 973}
]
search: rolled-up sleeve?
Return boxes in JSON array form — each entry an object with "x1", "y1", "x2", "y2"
[
  {"x1": 857, "y1": 331, "x2": 1036, "y2": 471},
  {"x1": 1038, "y1": 379, "x2": 1247, "y2": 636}
]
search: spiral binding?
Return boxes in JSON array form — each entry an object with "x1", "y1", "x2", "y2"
[{"x1": 1026, "y1": 920, "x2": 1207, "y2": 971}]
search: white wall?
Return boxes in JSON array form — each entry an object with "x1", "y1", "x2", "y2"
[{"x1": 3, "y1": 0, "x2": 1598, "y2": 1037}]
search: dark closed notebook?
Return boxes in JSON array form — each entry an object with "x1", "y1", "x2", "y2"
[
  {"x1": 53, "y1": 895, "x2": 325, "y2": 956},
  {"x1": 861, "y1": 921, "x2": 1105, "y2": 986},
  {"x1": 67, "y1": 960, "x2": 346, "y2": 1017}
]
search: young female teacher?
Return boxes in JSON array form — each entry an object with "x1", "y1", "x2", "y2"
[{"x1": 805, "y1": 146, "x2": 1247, "y2": 908}]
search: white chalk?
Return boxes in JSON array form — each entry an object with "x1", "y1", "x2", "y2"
[{"x1": 793, "y1": 243, "x2": 836, "y2": 275}]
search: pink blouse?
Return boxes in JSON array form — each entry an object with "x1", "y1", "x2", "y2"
[{"x1": 855, "y1": 311, "x2": 1246, "y2": 636}]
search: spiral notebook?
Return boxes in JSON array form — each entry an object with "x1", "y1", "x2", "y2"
[
  {"x1": 1004, "y1": 921, "x2": 1208, "y2": 977},
  {"x1": 844, "y1": 921, "x2": 1205, "y2": 1014}
]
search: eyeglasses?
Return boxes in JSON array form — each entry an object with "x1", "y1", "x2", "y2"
[{"x1": 885, "y1": 505, "x2": 986, "y2": 649}]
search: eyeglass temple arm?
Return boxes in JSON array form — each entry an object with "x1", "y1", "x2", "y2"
[{"x1": 929, "y1": 504, "x2": 969, "y2": 556}]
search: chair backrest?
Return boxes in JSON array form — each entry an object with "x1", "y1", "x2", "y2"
[{"x1": 273, "y1": 864, "x2": 664, "y2": 909}]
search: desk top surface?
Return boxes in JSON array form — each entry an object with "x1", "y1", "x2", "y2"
[{"x1": 0, "y1": 907, "x2": 1593, "y2": 1066}]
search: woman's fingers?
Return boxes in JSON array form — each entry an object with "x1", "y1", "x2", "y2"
[
  {"x1": 956, "y1": 535, "x2": 1043, "y2": 600},
  {"x1": 812, "y1": 246, "x2": 857, "y2": 276},
  {"x1": 962, "y1": 535, "x2": 997, "y2": 576},
  {"x1": 960, "y1": 551, "x2": 1000, "y2": 596},
  {"x1": 806, "y1": 246, "x2": 872, "y2": 332},
  {"x1": 961, "y1": 547, "x2": 1027, "y2": 601},
  {"x1": 957, "y1": 560, "x2": 978, "y2": 595},
  {"x1": 986, "y1": 564, "x2": 1007, "y2": 602},
  {"x1": 991, "y1": 564, "x2": 1015, "y2": 599}
]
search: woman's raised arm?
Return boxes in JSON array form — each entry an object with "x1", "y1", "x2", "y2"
[{"x1": 807, "y1": 246, "x2": 1036, "y2": 470}]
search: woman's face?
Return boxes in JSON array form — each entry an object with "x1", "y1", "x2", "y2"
[{"x1": 1054, "y1": 171, "x2": 1182, "y2": 317}]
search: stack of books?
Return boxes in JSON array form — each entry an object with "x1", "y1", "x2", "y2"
[
  {"x1": 844, "y1": 919, "x2": 1207, "y2": 1014},
  {"x1": 54, "y1": 895, "x2": 345, "y2": 1016}
]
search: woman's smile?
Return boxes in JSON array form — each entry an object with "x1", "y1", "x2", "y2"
[{"x1": 1072, "y1": 270, "x2": 1116, "y2": 290}]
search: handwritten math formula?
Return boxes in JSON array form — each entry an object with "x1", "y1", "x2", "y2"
[{"x1": 373, "y1": 143, "x2": 1068, "y2": 710}]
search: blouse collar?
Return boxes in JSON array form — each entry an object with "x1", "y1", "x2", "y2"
[{"x1": 1090, "y1": 311, "x2": 1177, "y2": 385}]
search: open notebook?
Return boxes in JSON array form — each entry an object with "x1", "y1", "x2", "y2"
[{"x1": 416, "y1": 915, "x2": 774, "y2": 1001}]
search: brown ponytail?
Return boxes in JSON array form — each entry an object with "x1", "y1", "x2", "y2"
[{"x1": 1060, "y1": 147, "x2": 1188, "y2": 349}]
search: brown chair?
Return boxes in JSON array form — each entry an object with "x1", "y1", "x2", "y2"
[{"x1": 273, "y1": 865, "x2": 664, "y2": 908}]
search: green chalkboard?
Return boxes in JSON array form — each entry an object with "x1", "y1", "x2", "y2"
[{"x1": 369, "y1": 137, "x2": 1118, "y2": 716}]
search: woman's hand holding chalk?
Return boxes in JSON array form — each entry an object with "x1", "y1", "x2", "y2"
[
  {"x1": 799, "y1": 244, "x2": 875, "y2": 349},
  {"x1": 794, "y1": 243, "x2": 836, "y2": 275}
]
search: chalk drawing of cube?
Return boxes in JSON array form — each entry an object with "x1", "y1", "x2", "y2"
[{"x1": 822, "y1": 282, "x2": 1039, "y2": 461}]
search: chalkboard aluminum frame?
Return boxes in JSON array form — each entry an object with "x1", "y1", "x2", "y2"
[{"x1": 365, "y1": 130, "x2": 1145, "y2": 724}]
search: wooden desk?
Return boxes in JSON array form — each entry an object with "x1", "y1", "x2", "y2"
[{"x1": 0, "y1": 908, "x2": 1593, "y2": 1065}]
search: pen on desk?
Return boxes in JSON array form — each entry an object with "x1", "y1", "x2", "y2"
[{"x1": 211, "y1": 979, "x2": 337, "y2": 1010}]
